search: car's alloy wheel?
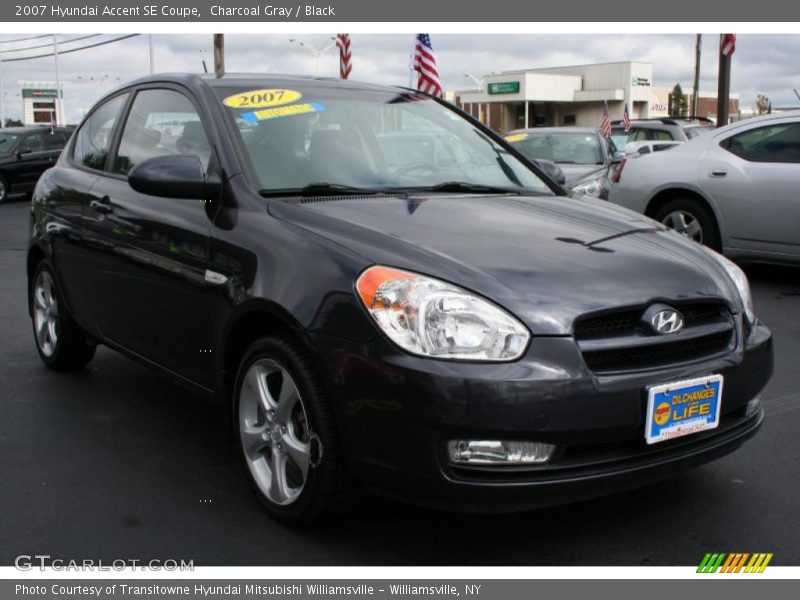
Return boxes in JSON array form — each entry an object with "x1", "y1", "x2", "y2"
[
  {"x1": 238, "y1": 358, "x2": 312, "y2": 506},
  {"x1": 654, "y1": 198, "x2": 720, "y2": 251},
  {"x1": 30, "y1": 261, "x2": 96, "y2": 371},
  {"x1": 0, "y1": 176, "x2": 8, "y2": 203},
  {"x1": 661, "y1": 210, "x2": 704, "y2": 243},
  {"x1": 33, "y1": 270, "x2": 60, "y2": 357},
  {"x1": 233, "y1": 336, "x2": 357, "y2": 525}
]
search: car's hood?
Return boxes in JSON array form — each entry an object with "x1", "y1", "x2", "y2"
[
  {"x1": 268, "y1": 193, "x2": 738, "y2": 335},
  {"x1": 559, "y1": 164, "x2": 606, "y2": 186}
]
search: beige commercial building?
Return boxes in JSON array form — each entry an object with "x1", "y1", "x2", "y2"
[{"x1": 453, "y1": 61, "x2": 659, "y2": 132}]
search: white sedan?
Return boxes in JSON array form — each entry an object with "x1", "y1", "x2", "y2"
[{"x1": 608, "y1": 111, "x2": 800, "y2": 264}]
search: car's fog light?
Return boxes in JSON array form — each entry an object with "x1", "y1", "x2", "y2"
[
  {"x1": 447, "y1": 440, "x2": 555, "y2": 465},
  {"x1": 745, "y1": 395, "x2": 762, "y2": 417}
]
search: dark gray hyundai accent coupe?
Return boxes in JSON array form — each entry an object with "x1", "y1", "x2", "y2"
[{"x1": 27, "y1": 74, "x2": 772, "y2": 525}]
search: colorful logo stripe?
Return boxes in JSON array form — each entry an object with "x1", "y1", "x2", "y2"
[{"x1": 697, "y1": 553, "x2": 773, "y2": 573}]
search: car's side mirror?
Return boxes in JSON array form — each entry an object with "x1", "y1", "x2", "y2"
[
  {"x1": 128, "y1": 154, "x2": 220, "y2": 200},
  {"x1": 534, "y1": 159, "x2": 567, "y2": 186},
  {"x1": 610, "y1": 151, "x2": 625, "y2": 164},
  {"x1": 16, "y1": 147, "x2": 32, "y2": 157}
]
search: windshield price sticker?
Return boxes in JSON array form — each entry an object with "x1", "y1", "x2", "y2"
[
  {"x1": 223, "y1": 89, "x2": 302, "y2": 109},
  {"x1": 241, "y1": 102, "x2": 326, "y2": 123}
]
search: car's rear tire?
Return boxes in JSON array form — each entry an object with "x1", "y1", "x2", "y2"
[
  {"x1": 233, "y1": 335, "x2": 353, "y2": 526},
  {"x1": 0, "y1": 175, "x2": 8, "y2": 203},
  {"x1": 654, "y1": 198, "x2": 721, "y2": 251},
  {"x1": 31, "y1": 261, "x2": 97, "y2": 371}
]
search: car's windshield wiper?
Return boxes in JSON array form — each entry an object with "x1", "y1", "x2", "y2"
[
  {"x1": 400, "y1": 181, "x2": 526, "y2": 195},
  {"x1": 259, "y1": 183, "x2": 391, "y2": 198}
]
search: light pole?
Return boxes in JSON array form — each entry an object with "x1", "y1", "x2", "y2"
[
  {"x1": 289, "y1": 37, "x2": 336, "y2": 75},
  {"x1": 463, "y1": 73, "x2": 487, "y2": 124}
]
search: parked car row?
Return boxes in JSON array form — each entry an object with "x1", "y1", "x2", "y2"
[
  {"x1": 26, "y1": 74, "x2": 773, "y2": 526},
  {"x1": 0, "y1": 127, "x2": 71, "y2": 203}
]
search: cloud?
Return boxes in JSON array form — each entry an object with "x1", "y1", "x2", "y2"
[{"x1": 0, "y1": 33, "x2": 798, "y2": 123}]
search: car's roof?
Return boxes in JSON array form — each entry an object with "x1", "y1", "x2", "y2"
[
  {"x1": 114, "y1": 72, "x2": 404, "y2": 95},
  {"x1": 0, "y1": 126, "x2": 70, "y2": 134},
  {"x1": 509, "y1": 127, "x2": 601, "y2": 135}
]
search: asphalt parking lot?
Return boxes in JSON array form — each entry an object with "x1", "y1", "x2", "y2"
[{"x1": 1, "y1": 197, "x2": 799, "y2": 566}]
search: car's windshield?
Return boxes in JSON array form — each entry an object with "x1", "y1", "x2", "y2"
[
  {"x1": 0, "y1": 132, "x2": 20, "y2": 153},
  {"x1": 505, "y1": 131, "x2": 606, "y2": 165},
  {"x1": 217, "y1": 85, "x2": 551, "y2": 195}
]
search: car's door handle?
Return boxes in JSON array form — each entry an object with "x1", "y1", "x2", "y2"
[
  {"x1": 709, "y1": 168, "x2": 727, "y2": 178},
  {"x1": 89, "y1": 196, "x2": 113, "y2": 214}
]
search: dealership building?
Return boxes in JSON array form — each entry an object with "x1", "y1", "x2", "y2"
[
  {"x1": 19, "y1": 81, "x2": 63, "y2": 126},
  {"x1": 453, "y1": 61, "x2": 667, "y2": 132}
]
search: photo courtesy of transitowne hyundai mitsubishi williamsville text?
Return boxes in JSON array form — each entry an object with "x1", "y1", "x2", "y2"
[{"x1": 29, "y1": 74, "x2": 773, "y2": 526}]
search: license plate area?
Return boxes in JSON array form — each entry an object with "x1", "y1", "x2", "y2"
[{"x1": 645, "y1": 374, "x2": 724, "y2": 445}]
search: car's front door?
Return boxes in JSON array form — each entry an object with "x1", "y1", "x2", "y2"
[
  {"x1": 80, "y1": 86, "x2": 219, "y2": 389},
  {"x1": 12, "y1": 132, "x2": 53, "y2": 189},
  {"x1": 702, "y1": 121, "x2": 800, "y2": 259}
]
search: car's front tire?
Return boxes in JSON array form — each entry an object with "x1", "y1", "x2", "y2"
[
  {"x1": 655, "y1": 198, "x2": 721, "y2": 251},
  {"x1": 233, "y1": 335, "x2": 351, "y2": 526},
  {"x1": 0, "y1": 175, "x2": 9, "y2": 203},
  {"x1": 30, "y1": 261, "x2": 96, "y2": 370}
]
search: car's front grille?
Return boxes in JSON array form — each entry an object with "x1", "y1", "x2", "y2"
[{"x1": 574, "y1": 301, "x2": 736, "y2": 374}]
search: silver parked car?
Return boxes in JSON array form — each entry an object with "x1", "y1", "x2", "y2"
[
  {"x1": 505, "y1": 128, "x2": 620, "y2": 198},
  {"x1": 608, "y1": 111, "x2": 800, "y2": 264}
]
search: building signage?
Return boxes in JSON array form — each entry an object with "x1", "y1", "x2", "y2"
[
  {"x1": 631, "y1": 76, "x2": 651, "y2": 87},
  {"x1": 487, "y1": 81, "x2": 520, "y2": 94},
  {"x1": 22, "y1": 89, "x2": 59, "y2": 99}
]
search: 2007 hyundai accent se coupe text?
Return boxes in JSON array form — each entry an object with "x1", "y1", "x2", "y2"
[{"x1": 28, "y1": 74, "x2": 773, "y2": 525}]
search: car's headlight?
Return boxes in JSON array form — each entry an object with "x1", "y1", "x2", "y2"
[
  {"x1": 356, "y1": 266, "x2": 530, "y2": 361},
  {"x1": 571, "y1": 175, "x2": 604, "y2": 198},
  {"x1": 702, "y1": 246, "x2": 755, "y2": 326}
]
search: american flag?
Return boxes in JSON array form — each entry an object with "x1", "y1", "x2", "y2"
[
  {"x1": 413, "y1": 34, "x2": 443, "y2": 98},
  {"x1": 336, "y1": 33, "x2": 352, "y2": 80},
  {"x1": 720, "y1": 33, "x2": 736, "y2": 57},
  {"x1": 601, "y1": 100, "x2": 612, "y2": 138},
  {"x1": 622, "y1": 102, "x2": 631, "y2": 132}
]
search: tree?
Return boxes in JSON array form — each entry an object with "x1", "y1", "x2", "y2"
[
  {"x1": 755, "y1": 94, "x2": 771, "y2": 115},
  {"x1": 3, "y1": 118, "x2": 23, "y2": 127},
  {"x1": 670, "y1": 84, "x2": 689, "y2": 118}
]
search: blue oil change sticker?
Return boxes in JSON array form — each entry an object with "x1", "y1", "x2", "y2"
[
  {"x1": 645, "y1": 374, "x2": 723, "y2": 444},
  {"x1": 240, "y1": 102, "x2": 325, "y2": 123}
]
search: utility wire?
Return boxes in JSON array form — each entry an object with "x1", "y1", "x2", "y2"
[
  {"x1": 0, "y1": 34, "x2": 100, "y2": 54},
  {"x1": 0, "y1": 34, "x2": 140, "y2": 63},
  {"x1": 0, "y1": 34, "x2": 53, "y2": 46}
]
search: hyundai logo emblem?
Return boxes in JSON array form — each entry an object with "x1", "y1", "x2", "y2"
[{"x1": 643, "y1": 304, "x2": 684, "y2": 335}]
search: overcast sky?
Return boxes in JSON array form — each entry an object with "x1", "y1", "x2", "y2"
[{"x1": 1, "y1": 33, "x2": 799, "y2": 123}]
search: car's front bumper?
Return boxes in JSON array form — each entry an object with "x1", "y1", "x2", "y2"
[{"x1": 311, "y1": 322, "x2": 772, "y2": 511}]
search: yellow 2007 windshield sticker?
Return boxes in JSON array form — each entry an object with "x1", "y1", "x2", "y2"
[
  {"x1": 504, "y1": 133, "x2": 528, "y2": 143},
  {"x1": 223, "y1": 89, "x2": 302, "y2": 109}
]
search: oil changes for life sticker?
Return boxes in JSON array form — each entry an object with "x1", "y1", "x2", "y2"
[
  {"x1": 240, "y1": 102, "x2": 326, "y2": 123},
  {"x1": 223, "y1": 89, "x2": 302, "y2": 109}
]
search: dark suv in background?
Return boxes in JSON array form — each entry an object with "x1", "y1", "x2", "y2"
[{"x1": 0, "y1": 126, "x2": 72, "y2": 202}]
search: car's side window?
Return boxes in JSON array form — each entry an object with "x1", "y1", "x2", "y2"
[
  {"x1": 113, "y1": 89, "x2": 210, "y2": 176},
  {"x1": 653, "y1": 130, "x2": 673, "y2": 141},
  {"x1": 722, "y1": 123, "x2": 800, "y2": 163},
  {"x1": 73, "y1": 93, "x2": 129, "y2": 171},
  {"x1": 44, "y1": 132, "x2": 66, "y2": 151},
  {"x1": 24, "y1": 133, "x2": 46, "y2": 153}
]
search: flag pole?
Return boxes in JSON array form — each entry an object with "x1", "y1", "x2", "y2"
[{"x1": 716, "y1": 34, "x2": 732, "y2": 127}]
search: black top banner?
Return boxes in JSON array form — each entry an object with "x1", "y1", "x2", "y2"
[{"x1": 2, "y1": 0, "x2": 799, "y2": 22}]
